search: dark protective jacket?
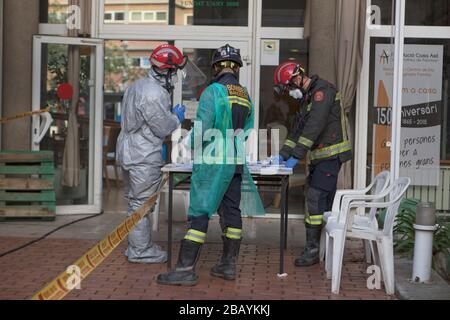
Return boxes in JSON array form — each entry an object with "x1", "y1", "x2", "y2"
[
  {"x1": 279, "y1": 76, "x2": 352, "y2": 165},
  {"x1": 212, "y1": 72, "x2": 250, "y2": 132},
  {"x1": 188, "y1": 74, "x2": 265, "y2": 218}
]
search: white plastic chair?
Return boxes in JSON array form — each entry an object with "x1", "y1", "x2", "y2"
[
  {"x1": 325, "y1": 177, "x2": 411, "y2": 295},
  {"x1": 319, "y1": 171, "x2": 391, "y2": 263}
]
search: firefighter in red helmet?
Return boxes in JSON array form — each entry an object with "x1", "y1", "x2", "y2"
[
  {"x1": 274, "y1": 62, "x2": 352, "y2": 267},
  {"x1": 117, "y1": 44, "x2": 188, "y2": 264}
]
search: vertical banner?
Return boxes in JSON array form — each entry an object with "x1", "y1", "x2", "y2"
[{"x1": 373, "y1": 44, "x2": 444, "y2": 186}]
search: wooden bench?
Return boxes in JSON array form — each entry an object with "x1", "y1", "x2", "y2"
[{"x1": 0, "y1": 151, "x2": 56, "y2": 221}]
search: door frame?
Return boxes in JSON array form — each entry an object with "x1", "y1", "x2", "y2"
[
  {"x1": 31, "y1": 35, "x2": 105, "y2": 215},
  {"x1": 0, "y1": 0, "x2": 3, "y2": 149}
]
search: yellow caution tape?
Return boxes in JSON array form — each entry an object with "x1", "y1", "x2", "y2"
[
  {"x1": 0, "y1": 107, "x2": 52, "y2": 124},
  {"x1": 31, "y1": 175, "x2": 168, "y2": 301}
]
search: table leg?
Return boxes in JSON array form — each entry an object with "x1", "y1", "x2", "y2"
[
  {"x1": 167, "y1": 173, "x2": 173, "y2": 270},
  {"x1": 279, "y1": 176, "x2": 288, "y2": 276},
  {"x1": 285, "y1": 178, "x2": 289, "y2": 250}
]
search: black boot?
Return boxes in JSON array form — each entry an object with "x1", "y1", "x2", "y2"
[
  {"x1": 210, "y1": 236, "x2": 241, "y2": 280},
  {"x1": 157, "y1": 240, "x2": 201, "y2": 286},
  {"x1": 295, "y1": 225, "x2": 321, "y2": 267}
]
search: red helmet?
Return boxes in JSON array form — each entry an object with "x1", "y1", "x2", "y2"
[
  {"x1": 274, "y1": 62, "x2": 305, "y2": 96},
  {"x1": 150, "y1": 44, "x2": 188, "y2": 70}
]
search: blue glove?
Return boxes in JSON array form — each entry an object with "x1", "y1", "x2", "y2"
[
  {"x1": 285, "y1": 157, "x2": 299, "y2": 169},
  {"x1": 275, "y1": 155, "x2": 285, "y2": 165},
  {"x1": 173, "y1": 104, "x2": 186, "y2": 123}
]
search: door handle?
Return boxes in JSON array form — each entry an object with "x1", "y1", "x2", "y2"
[
  {"x1": 34, "y1": 112, "x2": 53, "y2": 146},
  {"x1": 242, "y1": 55, "x2": 251, "y2": 65}
]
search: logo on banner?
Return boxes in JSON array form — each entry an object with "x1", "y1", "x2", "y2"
[{"x1": 379, "y1": 49, "x2": 391, "y2": 65}]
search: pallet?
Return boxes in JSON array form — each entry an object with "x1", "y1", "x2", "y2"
[{"x1": 0, "y1": 151, "x2": 56, "y2": 221}]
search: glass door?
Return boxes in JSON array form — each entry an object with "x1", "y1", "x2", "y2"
[
  {"x1": 357, "y1": 0, "x2": 405, "y2": 191},
  {"x1": 174, "y1": 40, "x2": 251, "y2": 108},
  {"x1": 32, "y1": 36, "x2": 104, "y2": 215},
  {"x1": 172, "y1": 40, "x2": 253, "y2": 157}
]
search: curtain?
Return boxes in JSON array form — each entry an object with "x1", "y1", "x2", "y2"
[
  {"x1": 334, "y1": 0, "x2": 366, "y2": 189},
  {"x1": 62, "y1": 39, "x2": 81, "y2": 187}
]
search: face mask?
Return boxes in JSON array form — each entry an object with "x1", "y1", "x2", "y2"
[
  {"x1": 151, "y1": 68, "x2": 177, "y2": 94},
  {"x1": 289, "y1": 89, "x2": 303, "y2": 101}
]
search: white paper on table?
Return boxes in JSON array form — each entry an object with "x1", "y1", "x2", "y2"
[{"x1": 183, "y1": 100, "x2": 199, "y2": 120}]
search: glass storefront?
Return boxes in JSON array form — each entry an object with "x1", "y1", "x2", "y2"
[
  {"x1": 369, "y1": 37, "x2": 450, "y2": 210},
  {"x1": 103, "y1": 0, "x2": 249, "y2": 26},
  {"x1": 33, "y1": 0, "x2": 450, "y2": 216},
  {"x1": 40, "y1": 0, "x2": 69, "y2": 24},
  {"x1": 368, "y1": 38, "x2": 450, "y2": 174},
  {"x1": 38, "y1": 43, "x2": 95, "y2": 206},
  {"x1": 103, "y1": 40, "x2": 169, "y2": 122},
  {"x1": 366, "y1": 16, "x2": 450, "y2": 212}
]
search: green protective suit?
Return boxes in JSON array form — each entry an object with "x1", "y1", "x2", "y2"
[{"x1": 188, "y1": 83, "x2": 265, "y2": 219}]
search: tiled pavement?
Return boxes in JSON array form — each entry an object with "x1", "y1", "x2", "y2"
[{"x1": 0, "y1": 236, "x2": 395, "y2": 300}]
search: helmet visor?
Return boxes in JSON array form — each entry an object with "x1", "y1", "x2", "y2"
[
  {"x1": 178, "y1": 55, "x2": 189, "y2": 70},
  {"x1": 274, "y1": 84, "x2": 287, "y2": 97}
]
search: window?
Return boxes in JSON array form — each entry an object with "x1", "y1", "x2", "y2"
[
  {"x1": 130, "y1": 12, "x2": 143, "y2": 22},
  {"x1": 144, "y1": 12, "x2": 155, "y2": 21},
  {"x1": 104, "y1": 12, "x2": 113, "y2": 21},
  {"x1": 262, "y1": 0, "x2": 306, "y2": 28},
  {"x1": 126, "y1": 11, "x2": 168, "y2": 23},
  {"x1": 370, "y1": 0, "x2": 394, "y2": 26},
  {"x1": 104, "y1": 11, "x2": 126, "y2": 23},
  {"x1": 104, "y1": 40, "x2": 170, "y2": 121},
  {"x1": 40, "y1": 0, "x2": 69, "y2": 24},
  {"x1": 156, "y1": 11, "x2": 167, "y2": 21},
  {"x1": 368, "y1": 37, "x2": 450, "y2": 194},
  {"x1": 370, "y1": 0, "x2": 450, "y2": 26},
  {"x1": 115, "y1": 12, "x2": 125, "y2": 21},
  {"x1": 131, "y1": 57, "x2": 140, "y2": 67},
  {"x1": 405, "y1": 0, "x2": 450, "y2": 26},
  {"x1": 48, "y1": 12, "x2": 65, "y2": 24},
  {"x1": 140, "y1": 57, "x2": 151, "y2": 69},
  {"x1": 129, "y1": 57, "x2": 152, "y2": 69},
  {"x1": 185, "y1": 14, "x2": 194, "y2": 26},
  {"x1": 103, "y1": 0, "x2": 249, "y2": 27}
]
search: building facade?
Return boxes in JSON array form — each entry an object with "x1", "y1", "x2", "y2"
[{"x1": 1, "y1": 0, "x2": 450, "y2": 215}]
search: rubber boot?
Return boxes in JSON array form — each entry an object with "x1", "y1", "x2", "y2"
[
  {"x1": 157, "y1": 239, "x2": 201, "y2": 286},
  {"x1": 295, "y1": 225, "x2": 321, "y2": 267},
  {"x1": 210, "y1": 236, "x2": 241, "y2": 280}
]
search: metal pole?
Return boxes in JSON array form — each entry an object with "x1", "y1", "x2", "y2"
[
  {"x1": 284, "y1": 177, "x2": 289, "y2": 249},
  {"x1": 168, "y1": 172, "x2": 173, "y2": 270},
  {"x1": 442, "y1": 79, "x2": 448, "y2": 158},
  {"x1": 390, "y1": 0, "x2": 406, "y2": 183},
  {"x1": 278, "y1": 175, "x2": 288, "y2": 277},
  {"x1": 412, "y1": 203, "x2": 437, "y2": 283}
]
